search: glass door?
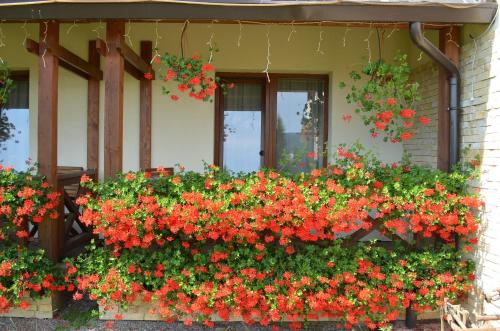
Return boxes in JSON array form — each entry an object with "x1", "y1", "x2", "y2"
[
  {"x1": 275, "y1": 77, "x2": 326, "y2": 173},
  {"x1": 219, "y1": 80, "x2": 265, "y2": 173}
]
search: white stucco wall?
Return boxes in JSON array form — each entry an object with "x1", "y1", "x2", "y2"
[{"x1": 0, "y1": 22, "x2": 411, "y2": 177}]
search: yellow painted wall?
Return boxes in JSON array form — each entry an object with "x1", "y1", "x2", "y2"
[{"x1": 0, "y1": 22, "x2": 413, "y2": 177}]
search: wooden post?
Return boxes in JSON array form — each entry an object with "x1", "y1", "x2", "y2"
[
  {"x1": 87, "y1": 40, "x2": 100, "y2": 173},
  {"x1": 104, "y1": 21, "x2": 125, "y2": 179},
  {"x1": 438, "y1": 26, "x2": 460, "y2": 171},
  {"x1": 140, "y1": 41, "x2": 152, "y2": 170},
  {"x1": 37, "y1": 21, "x2": 63, "y2": 262}
]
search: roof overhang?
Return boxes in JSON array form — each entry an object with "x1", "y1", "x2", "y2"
[{"x1": 0, "y1": 0, "x2": 496, "y2": 23}]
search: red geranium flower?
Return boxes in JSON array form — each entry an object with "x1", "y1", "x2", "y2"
[
  {"x1": 202, "y1": 63, "x2": 215, "y2": 72},
  {"x1": 399, "y1": 109, "x2": 416, "y2": 118},
  {"x1": 419, "y1": 115, "x2": 430, "y2": 125}
]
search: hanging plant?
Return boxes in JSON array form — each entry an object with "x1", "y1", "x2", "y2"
[
  {"x1": 0, "y1": 61, "x2": 14, "y2": 110},
  {"x1": 147, "y1": 53, "x2": 232, "y2": 102},
  {"x1": 0, "y1": 62, "x2": 15, "y2": 148},
  {"x1": 340, "y1": 53, "x2": 429, "y2": 143}
]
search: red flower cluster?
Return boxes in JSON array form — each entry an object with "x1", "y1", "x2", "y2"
[
  {"x1": 78, "y1": 151, "x2": 481, "y2": 253},
  {"x1": 0, "y1": 166, "x2": 61, "y2": 242},
  {"x1": 341, "y1": 55, "x2": 430, "y2": 143},
  {"x1": 67, "y1": 147, "x2": 480, "y2": 328},
  {"x1": 155, "y1": 53, "x2": 232, "y2": 102},
  {"x1": 67, "y1": 242, "x2": 474, "y2": 330},
  {"x1": 0, "y1": 166, "x2": 66, "y2": 313}
]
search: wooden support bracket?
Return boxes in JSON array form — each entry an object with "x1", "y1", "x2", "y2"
[
  {"x1": 342, "y1": 217, "x2": 413, "y2": 250},
  {"x1": 96, "y1": 37, "x2": 154, "y2": 80},
  {"x1": 117, "y1": 39, "x2": 154, "y2": 79},
  {"x1": 25, "y1": 38, "x2": 102, "y2": 80},
  {"x1": 95, "y1": 38, "x2": 109, "y2": 57}
]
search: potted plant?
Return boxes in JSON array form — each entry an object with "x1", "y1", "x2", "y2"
[{"x1": 340, "y1": 54, "x2": 430, "y2": 143}]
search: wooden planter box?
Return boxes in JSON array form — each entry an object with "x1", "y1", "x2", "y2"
[
  {"x1": 0, "y1": 295, "x2": 54, "y2": 319},
  {"x1": 98, "y1": 297, "x2": 440, "y2": 322}
]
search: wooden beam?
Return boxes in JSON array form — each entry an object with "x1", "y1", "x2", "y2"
[
  {"x1": 51, "y1": 42, "x2": 103, "y2": 80},
  {"x1": 25, "y1": 38, "x2": 39, "y2": 54},
  {"x1": 124, "y1": 61, "x2": 144, "y2": 80},
  {"x1": 117, "y1": 40, "x2": 154, "y2": 78},
  {"x1": 87, "y1": 40, "x2": 100, "y2": 172},
  {"x1": 95, "y1": 39, "x2": 145, "y2": 81},
  {"x1": 95, "y1": 38, "x2": 108, "y2": 57},
  {"x1": 25, "y1": 38, "x2": 102, "y2": 80},
  {"x1": 25, "y1": 38, "x2": 88, "y2": 78},
  {"x1": 104, "y1": 21, "x2": 125, "y2": 179},
  {"x1": 140, "y1": 41, "x2": 152, "y2": 170},
  {"x1": 37, "y1": 21, "x2": 63, "y2": 262},
  {"x1": 438, "y1": 26, "x2": 460, "y2": 171}
]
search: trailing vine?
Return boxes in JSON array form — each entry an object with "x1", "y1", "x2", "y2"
[{"x1": 340, "y1": 54, "x2": 429, "y2": 143}]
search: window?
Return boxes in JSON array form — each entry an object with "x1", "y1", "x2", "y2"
[
  {"x1": 215, "y1": 74, "x2": 328, "y2": 173},
  {"x1": 0, "y1": 71, "x2": 30, "y2": 170}
]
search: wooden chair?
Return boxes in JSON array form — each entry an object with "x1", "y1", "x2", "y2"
[
  {"x1": 57, "y1": 166, "x2": 97, "y2": 257},
  {"x1": 143, "y1": 167, "x2": 174, "y2": 178}
]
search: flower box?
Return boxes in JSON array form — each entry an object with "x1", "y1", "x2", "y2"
[
  {"x1": 97, "y1": 296, "x2": 440, "y2": 322},
  {"x1": 0, "y1": 295, "x2": 53, "y2": 319}
]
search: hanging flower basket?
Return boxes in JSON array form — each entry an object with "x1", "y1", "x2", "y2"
[
  {"x1": 340, "y1": 54, "x2": 429, "y2": 143},
  {"x1": 148, "y1": 53, "x2": 232, "y2": 102}
]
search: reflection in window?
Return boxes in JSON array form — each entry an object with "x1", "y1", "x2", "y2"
[
  {"x1": 223, "y1": 82, "x2": 263, "y2": 173},
  {"x1": 276, "y1": 78, "x2": 325, "y2": 173},
  {"x1": 0, "y1": 74, "x2": 29, "y2": 170}
]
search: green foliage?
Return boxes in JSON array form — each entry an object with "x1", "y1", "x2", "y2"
[
  {"x1": 0, "y1": 61, "x2": 14, "y2": 109},
  {"x1": 340, "y1": 53, "x2": 426, "y2": 143},
  {"x1": 67, "y1": 146, "x2": 482, "y2": 328}
]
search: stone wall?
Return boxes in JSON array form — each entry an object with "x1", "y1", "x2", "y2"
[
  {"x1": 459, "y1": 27, "x2": 500, "y2": 322},
  {"x1": 405, "y1": 25, "x2": 500, "y2": 324},
  {"x1": 0, "y1": 296, "x2": 53, "y2": 319},
  {"x1": 404, "y1": 61, "x2": 439, "y2": 168}
]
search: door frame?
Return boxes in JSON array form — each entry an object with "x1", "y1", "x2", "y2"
[{"x1": 214, "y1": 72, "x2": 329, "y2": 169}]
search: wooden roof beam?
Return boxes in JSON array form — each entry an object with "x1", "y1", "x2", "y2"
[{"x1": 25, "y1": 38, "x2": 102, "y2": 80}]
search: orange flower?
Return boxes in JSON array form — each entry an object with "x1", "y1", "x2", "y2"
[
  {"x1": 18, "y1": 301, "x2": 30, "y2": 310},
  {"x1": 419, "y1": 115, "x2": 430, "y2": 125},
  {"x1": 386, "y1": 98, "x2": 397, "y2": 106},
  {"x1": 399, "y1": 109, "x2": 416, "y2": 118},
  {"x1": 80, "y1": 174, "x2": 91, "y2": 183},
  {"x1": 202, "y1": 63, "x2": 215, "y2": 72},
  {"x1": 375, "y1": 122, "x2": 386, "y2": 130},
  {"x1": 342, "y1": 114, "x2": 352, "y2": 122},
  {"x1": 400, "y1": 131, "x2": 414, "y2": 140}
]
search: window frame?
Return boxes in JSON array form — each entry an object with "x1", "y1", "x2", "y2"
[
  {"x1": 214, "y1": 72, "x2": 329, "y2": 170},
  {"x1": 9, "y1": 70, "x2": 30, "y2": 82},
  {"x1": 6, "y1": 70, "x2": 30, "y2": 109},
  {"x1": 0, "y1": 70, "x2": 30, "y2": 170}
]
